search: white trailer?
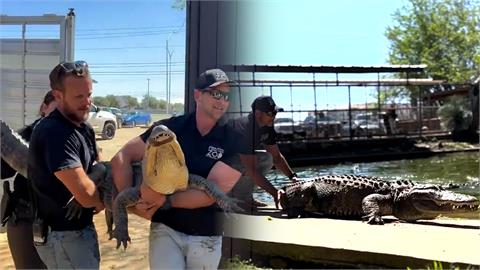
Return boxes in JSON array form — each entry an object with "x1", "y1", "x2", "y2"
[{"x1": 0, "y1": 10, "x2": 75, "y2": 130}]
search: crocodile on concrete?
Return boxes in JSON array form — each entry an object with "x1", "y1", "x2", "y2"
[
  {"x1": 279, "y1": 174, "x2": 479, "y2": 224},
  {"x1": 1, "y1": 120, "x2": 241, "y2": 249}
]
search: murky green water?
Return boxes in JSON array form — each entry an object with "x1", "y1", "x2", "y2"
[{"x1": 254, "y1": 151, "x2": 480, "y2": 218}]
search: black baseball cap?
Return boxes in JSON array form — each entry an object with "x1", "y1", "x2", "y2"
[
  {"x1": 251, "y1": 96, "x2": 284, "y2": 113},
  {"x1": 195, "y1": 68, "x2": 231, "y2": 90}
]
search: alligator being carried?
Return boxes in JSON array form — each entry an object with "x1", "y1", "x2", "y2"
[
  {"x1": 0, "y1": 120, "x2": 241, "y2": 249},
  {"x1": 279, "y1": 174, "x2": 479, "y2": 224}
]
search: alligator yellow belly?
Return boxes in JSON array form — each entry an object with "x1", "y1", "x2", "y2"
[{"x1": 142, "y1": 125, "x2": 189, "y2": 194}]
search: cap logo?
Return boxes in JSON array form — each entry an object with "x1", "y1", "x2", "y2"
[{"x1": 215, "y1": 72, "x2": 226, "y2": 80}]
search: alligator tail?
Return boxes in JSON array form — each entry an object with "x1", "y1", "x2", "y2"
[{"x1": 187, "y1": 174, "x2": 243, "y2": 213}]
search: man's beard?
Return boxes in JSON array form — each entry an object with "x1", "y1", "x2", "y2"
[{"x1": 64, "y1": 102, "x2": 88, "y2": 124}]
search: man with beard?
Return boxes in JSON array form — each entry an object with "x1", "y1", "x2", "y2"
[{"x1": 28, "y1": 61, "x2": 104, "y2": 269}]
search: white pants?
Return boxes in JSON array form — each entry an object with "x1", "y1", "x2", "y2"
[{"x1": 149, "y1": 223, "x2": 222, "y2": 270}]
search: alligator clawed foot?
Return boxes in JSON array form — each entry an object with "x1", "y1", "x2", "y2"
[
  {"x1": 107, "y1": 229, "x2": 114, "y2": 240},
  {"x1": 113, "y1": 227, "x2": 131, "y2": 249},
  {"x1": 365, "y1": 215, "x2": 384, "y2": 225}
]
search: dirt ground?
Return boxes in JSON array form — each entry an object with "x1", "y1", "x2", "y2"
[{"x1": 0, "y1": 127, "x2": 152, "y2": 270}]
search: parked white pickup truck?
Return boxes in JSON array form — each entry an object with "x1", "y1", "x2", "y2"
[{"x1": 88, "y1": 104, "x2": 117, "y2": 140}]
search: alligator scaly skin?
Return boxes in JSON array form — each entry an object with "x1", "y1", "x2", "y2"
[{"x1": 280, "y1": 174, "x2": 479, "y2": 224}]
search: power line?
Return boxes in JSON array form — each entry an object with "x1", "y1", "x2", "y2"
[
  {"x1": 91, "y1": 71, "x2": 185, "y2": 76},
  {"x1": 77, "y1": 45, "x2": 184, "y2": 51},
  {"x1": 77, "y1": 31, "x2": 181, "y2": 40},
  {"x1": 0, "y1": 25, "x2": 184, "y2": 33},
  {"x1": 90, "y1": 61, "x2": 184, "y2": 65},
  {"x1": 77, "y1": 25, "x2": 185, "y2": 32},
  {"x1": 90, "y1": 63, "x2": 184, "y2": 68}
]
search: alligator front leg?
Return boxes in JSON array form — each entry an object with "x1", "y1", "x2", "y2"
[
  {"x1": 112, "y1": 187, "x2": 141, "y2": 249},
  {"x1": 105, "y1": 209, "x2": 114, "y2": 240},
  {"x1": 361, "y1": 193, "x2": 393, "y2": 225},
  {"x1": 187, "y1": 174, "x2": 243, "y2": 213}
]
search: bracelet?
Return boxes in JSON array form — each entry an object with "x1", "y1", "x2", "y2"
[
  {"x1": 159, "y1": 195, "x2": 172, "y2": 210},
  {"x1": 289, "y1": 172, "x2": 298, "y2": 180}
]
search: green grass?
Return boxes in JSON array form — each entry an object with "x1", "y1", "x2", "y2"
[
  {"x1": 407, "y1": 261, "x2": 477, "y2": 270},
  {"x1": 223, "y1": 256, "x2": 267, "y2": 270}
]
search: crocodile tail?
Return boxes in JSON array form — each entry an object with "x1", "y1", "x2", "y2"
[{"x1": 0, "y1": 120, "x2": 29, "y2": 178}]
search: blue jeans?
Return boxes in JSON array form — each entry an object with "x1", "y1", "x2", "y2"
[
  {"x1": 149, "y1": 223, "x2": 222, "y2": 269},
  {"x1": 35, "y1": 225, "x2": 100, "y2": 269}
]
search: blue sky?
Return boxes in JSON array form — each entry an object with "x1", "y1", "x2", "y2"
[{"x1": 0, "y1": 0, "x2": 409, "y2": 117}]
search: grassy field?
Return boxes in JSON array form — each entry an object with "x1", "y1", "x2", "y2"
[{"x1": 151, "y1": 113, "x2": 175, "y2": 123}]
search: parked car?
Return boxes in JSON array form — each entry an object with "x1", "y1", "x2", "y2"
[
  {"x1": 122, "y1": 111, "x2": 152, "y2": 127},
  {"x1": 303, "y1": 115, "x2": 342, "y2": 138},
  {"x1": 352, "y1": 113, "x2": 385, "y2": 136},
  {"x1": 274, "y1": 117, "x2": 304, "y2": 140},
  {"x1": 88, "y1": 104, "x2": 117, "y2": 140},
  {"x1": 100, "y1": 106, "x2": 123, "y2": 129}
]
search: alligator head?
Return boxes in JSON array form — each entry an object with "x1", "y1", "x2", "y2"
[
  {"x1": 148, "y1": 124, "x2": 176, "y2": 146},
  {"x1": 142, "y1": 124, "x2": 188, "y2": 195},
  {"x1": 393, "y1": 184, "x2": 480, "y2": 221}
]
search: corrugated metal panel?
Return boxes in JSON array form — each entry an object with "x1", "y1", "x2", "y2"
[
  {"x1": 1, "y1": 38, "x2": 60, "y2": 130},
  {"x1": 0, "y1": 12, "x2": 73, "y2": 130}
]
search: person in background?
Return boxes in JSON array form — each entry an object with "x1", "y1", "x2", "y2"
[
  {"x1": 0, "y1": 90, "x2": 56, "y2": 269},
  {"x1": 228, "y1": 96, "x2": 298, "y2": 212},
  {"x1": 111, "y1": 68, "x2": 242, "y2": 269},
  {"x1": 387, "y1": 104, "x2": 398, "y2": 135},
  {"x1": 28, "y1": 61, "x2": 104, "y2": 269}
]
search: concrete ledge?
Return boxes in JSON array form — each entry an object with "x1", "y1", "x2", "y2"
[{"x1": 222, "y1": 211, "x2": 480, "y2": 268}]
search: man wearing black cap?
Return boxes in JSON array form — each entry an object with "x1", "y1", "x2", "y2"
[
  {"x1": 111, "y1": 68, "x2": 242, "y2": 269},
  {"x1": 228, "y1": 96, "x2": 298, "y2": 212}
]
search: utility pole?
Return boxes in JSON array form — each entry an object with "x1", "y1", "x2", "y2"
[
  {"x1": 165, "y1": 39, "x2": 169, "y2": 114},
  {"x1": 165, "y1": 22, "x2": 184, "y2": 115},
  {"x1": 147, "y1": 78, "x2": 150, "y2": 109},
  {"x1": 167, "y1": 43, "x2": 174, "y2": 114}
]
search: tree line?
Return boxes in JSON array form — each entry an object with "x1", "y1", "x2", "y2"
[{"x1": 93, "y1": 94, "x2": 184, "y2": 113}]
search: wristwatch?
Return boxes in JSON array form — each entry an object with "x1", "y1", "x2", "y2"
[
  {"x1": 159, "y1": 195, "x2": 172, "y2": 210},
  {"x1": 289, "y1": 172, "x2": 298, "y2": 180}
]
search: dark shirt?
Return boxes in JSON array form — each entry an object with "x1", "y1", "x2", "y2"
[
  {"x1": 139, "y1": 112, "x2": 240, "y2": 236},
  {"x1": 28, "y1": 109, "x2": 98, "y2": 231},
  {"x1": 227, "y1": 113, "x2": 277, "y2": 155}
]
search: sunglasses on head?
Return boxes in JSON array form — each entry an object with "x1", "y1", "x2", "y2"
[
  {"x1": 52, "y1": 60, "x2": 89, "y2": 81},
  {"x1": 202, "y1": 88, "x2": 230, "y2": 101}
]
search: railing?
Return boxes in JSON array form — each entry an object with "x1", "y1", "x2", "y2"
[{"x1": 221, "y1": 65, "x2": 457, "y2": 142}]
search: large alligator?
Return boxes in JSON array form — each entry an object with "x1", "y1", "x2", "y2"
[
  {"x1": 1, "y1": 120, "x2": 241, "y2": 249},
  {"x1": 279, "y1": 174, "x2": 479, "y2": 224}
]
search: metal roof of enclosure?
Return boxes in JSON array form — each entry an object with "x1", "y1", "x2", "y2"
[
  {"x1": 221, "y1": 64, "x2": 442, "y2": 87},
  {"x1": 221, "y1": 64, "x2": 428, "y2": 73}
]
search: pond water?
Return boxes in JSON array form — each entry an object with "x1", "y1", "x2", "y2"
[{"x1": 254, "y1": 151, "x2": 480, "y2": 218}]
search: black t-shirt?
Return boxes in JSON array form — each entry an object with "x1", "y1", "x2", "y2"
[
  {"x1": 139, "y1": 112, "x2": 241, "y2": 236},
  {"x1": 227, "y1": 113, "x2": 277, "y2": 155},
  {"x1": 28, "y1": 109, "x2": 97, "y2": 231}
]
